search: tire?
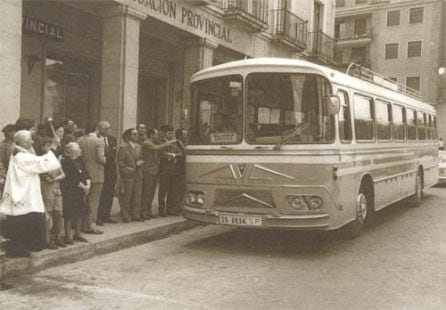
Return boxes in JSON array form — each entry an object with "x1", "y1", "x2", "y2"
[
  {"x1": 344, "y1": 189, "x2": 370, "y2": 239},
  {"x1": 408, "y1": 171, "x2": 423, "y2": 207}
]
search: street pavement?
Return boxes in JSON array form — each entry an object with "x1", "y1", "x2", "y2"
[{"x1": 0, "y1": 186, "x2": 445, "y2": 310}]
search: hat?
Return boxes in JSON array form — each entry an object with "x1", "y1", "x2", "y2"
[{"x1": 2, "y1": 124, "x2": 16, "y2": 133}]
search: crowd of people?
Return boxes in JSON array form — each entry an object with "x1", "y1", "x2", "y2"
[{"x1": 0, "y1": 117, "x2": 186, "y2": 257}]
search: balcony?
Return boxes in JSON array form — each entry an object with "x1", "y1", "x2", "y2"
[
  {"x1": 335, "y1": 32, "x2": 372, "y2": 48},
  {"x1": 270, "y1": 9, "x2": 307, "y2": 51},
  {"x1": 308, "y1": 31, "x2": 335, "y2": 64},
  {"x1": 223, "y1": 0, "x2": 268, "y2": 32}
]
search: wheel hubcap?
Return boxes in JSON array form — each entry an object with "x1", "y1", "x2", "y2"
[{"x1": 356, "y1": 193, "x2": 367, "y2": 224}]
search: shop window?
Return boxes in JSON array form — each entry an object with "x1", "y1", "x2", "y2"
[
  {"x1": 385, "y1": 43, "x2": 398, "y2": 59},
  {"x1": 44, "y1": 56, "x2": 93, "y2": 128},
  {"x1": 406, "y1": 76, "x2": 420, "y2": 91},
  {"x1": 387, "y1": 10, "x2": 400, "y2": 26},
  {"x1": 409, "y1": 7, "x2": 423, "y2": 24},
  {"x1": 408, "y1": 41, "x2": 422, "y2": 57}
]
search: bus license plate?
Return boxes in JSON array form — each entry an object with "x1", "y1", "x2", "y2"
[{"x1": 219, "y1": 215, "x2": 262, "y2": 226}]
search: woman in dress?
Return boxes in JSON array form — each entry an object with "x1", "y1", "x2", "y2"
[{"x1": 60, "y1": 142, "x2": 90, "y2": 244}]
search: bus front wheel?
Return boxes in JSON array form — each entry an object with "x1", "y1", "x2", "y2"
[{"x1": 344, "y1": 190, "x2": 369, "y2": 239}]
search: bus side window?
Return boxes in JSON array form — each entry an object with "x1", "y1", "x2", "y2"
[
  {"x1": 353, "y1": 94, "x2": 375, "y2": 141},
  {"x1": 338, "y1": 90, "x2": 352, "y2": 143},
  {"x1": 433, "y1": 116, "x2": 438, "y2": 139},
  {"x1": 392, "y1": 104, "x2": 406, "y2": 141},
  {"x1": 376, "y1": 99, "x2": 391, "y2": 141},
  {"x1": 428, "y1": 114, "x2": 432, "y2": 140},
  {"x1": 407, "y1": 109, "x2": 417, "y2": 140},
  {"x1": 416, "y1": 111, "x2": 426, "y2": 140}
]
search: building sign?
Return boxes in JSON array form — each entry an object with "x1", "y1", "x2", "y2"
[
  {"x1": 22, "y1": 16, "x2": 64, "y2": 42},
  {"x1": 129, "y1": 0, "x2": 232, "y2": 43}
]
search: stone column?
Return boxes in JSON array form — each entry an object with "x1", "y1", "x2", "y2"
[
  {"x1": 100, "y1": 4, "x2": 146, "y2": 138},
  {"x1": 0, "y1": 0, "x2": 22, "y2": 126},
  {"x1": 182, "y1": 38, "x2": 218, "y2": 128}
]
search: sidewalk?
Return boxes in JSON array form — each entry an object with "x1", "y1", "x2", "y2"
[{"x1": 0, "y1": 200, "x2": 199, "y2": 281}]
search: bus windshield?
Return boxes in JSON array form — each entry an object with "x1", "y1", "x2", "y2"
[
  {"x1": 189, "y1": 73, "x2": 334, "y2": 145},
  {"x1": 190, "y1": 75, "x2": 243, "y2": 145},
  {"x1": 246, "y1": 73, "x2": 334, "y2": 144}
]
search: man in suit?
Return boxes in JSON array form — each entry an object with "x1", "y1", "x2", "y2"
[
  {"x1": 117, "y1": 128, "x2": 144, "y2": 222},
  {"x1": 141, "y1": 128, "x2": 176, "y2": 220},
  {"x1": 97, "y1": 121, "x2": 118, "y2": 225},
  {"x1": 158, "y1": 125, "x2": 184, "y2": 216},
  {"x1": 78, "y1": 122, "x2": 106, "y2": 234}
]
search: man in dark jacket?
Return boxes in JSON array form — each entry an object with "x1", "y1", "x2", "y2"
[{"x1": 97, "y1": 121, "x2": 118, "y2": 225}]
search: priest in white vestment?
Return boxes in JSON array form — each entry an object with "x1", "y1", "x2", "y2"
[{"x1": 0, "y1": 130, "x2": 60, "y2": 257}]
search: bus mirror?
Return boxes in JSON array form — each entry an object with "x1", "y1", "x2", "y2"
[{"x1": 327, "y1": 95, "x2": 340, "y2": 114}]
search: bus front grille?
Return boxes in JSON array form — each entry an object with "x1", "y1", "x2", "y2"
[{"x1": 214, "y1": 189, "x2": 274, "y2": 214}]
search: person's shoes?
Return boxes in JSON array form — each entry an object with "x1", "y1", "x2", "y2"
[
  {"x1": 64, "y1": 238, "x2": 73, "y2": 245},
  {"x1": 47, "y1": 240, "x2": 58, "y2": 250},
  {"x1": 132, "y1": 218, "x2": 145, "y2": 222},
  {"x1": 105, "y1": 218, "x2": 118, "y2": 224},
  {"x1": 158, "y1": 209, "x2": 167, "y2": 217},
  {"x1": 84, "y1": 229, "x2": 103, "y2": 235},
  {"x1": 55, "y1": 238, "x2": 67, "y2": 248},
  {"x1": 96, "y1": 220, "x2": 105, "y2": 226},
  {"x1": 73, "y1": 235, "x2": 88, "y2": 242}
]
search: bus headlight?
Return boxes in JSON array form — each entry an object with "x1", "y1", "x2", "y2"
[
  {"x1": 306, "y1": 196, "x2": 323, "y2": 210},
  {"x1": 287, "y1": 196, "x2": 306, "y2": 210},
  {"x1": 287, "y1": 195, "x2": 323, "y2": 211},
  {"x1": 186, "y1": 191, "x2": 205, "y2": 207}
]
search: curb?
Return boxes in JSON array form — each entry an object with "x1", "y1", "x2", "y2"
[{"x1": 0, "y1": 218, "x2": 199, "y2": 281}]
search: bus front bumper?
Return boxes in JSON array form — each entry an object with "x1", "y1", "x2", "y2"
[{"x1": 182, "y1": 206, "x2": 330, "y2": 230}]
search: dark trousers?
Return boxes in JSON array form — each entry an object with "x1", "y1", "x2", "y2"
[
  {"x1": 158, "y1": 174, "x2": 175, "y2": 215},
  {"x1": 5, "y1": 213, "x2": 46, "y2": 252},
  {"x1": 98, "y1": 170, "x2": 117, "y2": 221},
  {"x1": 118, "y1": 176, "x2": 142, "y2": 220},
  {"x1": 141, "y1": 174, "x2": 158, "y2": 218}
]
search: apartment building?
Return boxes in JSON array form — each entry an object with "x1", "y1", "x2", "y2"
[
  {"x1": 334, "y1": 0, "x2": 446, "y2": 138},
  {"x1": 0, "y1": 0, "x2": 336, "y2": 136}
]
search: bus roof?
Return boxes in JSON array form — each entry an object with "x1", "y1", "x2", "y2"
[{"x1": 190, "y1": 57, "x2": 435, "y2": 113}]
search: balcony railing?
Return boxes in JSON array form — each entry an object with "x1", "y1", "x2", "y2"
[
  {"x1": 308, "y1": 30, "x2": 335, "y2": 63},
  {"x1": 223, "y1": 0, "x2": 268, "y2": 32},
  {"x1": 270, "y1": 9, "x2": 307, "y2": 51}
]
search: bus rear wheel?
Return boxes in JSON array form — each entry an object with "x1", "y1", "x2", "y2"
[
  {"x1": 344, "y1": 190, "x2": 369, "y2": 239},
  {"x1": 408, "y1": 171, "x2": 423, "y2": 207}
]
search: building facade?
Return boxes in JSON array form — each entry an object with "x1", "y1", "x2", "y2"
[
  {"x1": 0, "y1": 0, "x2": 336, "y2": 137},
  {"x1": 334, "y1": 0, "x2": 446, "y2": 138}
]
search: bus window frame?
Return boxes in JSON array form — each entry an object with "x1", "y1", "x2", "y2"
[
  {"x1": 392, "y1": 103, "x2": 407, "y2": 142},
  {"x1": 406, "y1": 108, "x2": 417, "y2": 141},
  {"x1": 375, "y1": 99, "x2": 392, "y2": 142},
  {"x1": 337, "y1": 89, "x2": 353, "y2": 144},
  {"x1": 245, "y1": 72, "x2": 336, "y2": 145},
  {"x1": 353, "y1": 93, "x2": 375, "y2": 143}
]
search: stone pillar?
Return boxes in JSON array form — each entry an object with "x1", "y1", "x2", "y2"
[
  {"x1": 100, "y1": 4, "x2": 146, "y2": 138},
  {"x1": 182, "y1": 38, "x2": 218, "y2": 128},
  {"x1": 0, "y1": 0, "x2": 22, "y2": 126}
]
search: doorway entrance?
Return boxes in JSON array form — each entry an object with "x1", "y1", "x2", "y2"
[
  {"x1": 44, "y1": 55, "x2": 95, "y2": 128},
  {"x1": 138, "y1": 75, "x2": 167, "y2": 129}
]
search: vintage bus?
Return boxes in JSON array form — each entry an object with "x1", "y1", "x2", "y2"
[{"x1": 182, "y1": 58, "x2": 438, "y2": 237}]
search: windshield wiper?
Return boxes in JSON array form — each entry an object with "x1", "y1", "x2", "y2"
[{"x1": 274, "y1": 123, "x2": 310, "y2": 151}]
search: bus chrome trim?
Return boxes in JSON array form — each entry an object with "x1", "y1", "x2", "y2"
[{"x1": 252, "y1": 164, "x2": 295, "y2": 180}]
